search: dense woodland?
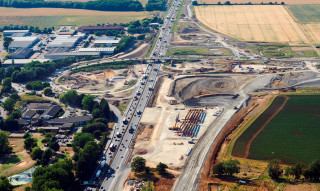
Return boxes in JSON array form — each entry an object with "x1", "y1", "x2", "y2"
[
  {"x1": 146, "y1": 0, "x2": 166, "y2": 11},
  {"x1": 0, "y1": 0, "x2": 143, "y2": 11}
]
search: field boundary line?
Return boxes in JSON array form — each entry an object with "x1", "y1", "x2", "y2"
[
  {"x1": 243, "y1": 95, "x2": 289, "y2": 158},
  {"x1": 226, "y1": 96, "x2": 275, "y2": 158},
  {"x1": 284, "y1": 5, "x2": 320, "y2": 56}
]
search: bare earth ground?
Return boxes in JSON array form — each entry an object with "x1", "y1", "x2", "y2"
[
  {"x1": 194, "y1": 5, "x2": 309, "y2": 44},
  {"x1": 0, "y1": 150, "x2": 35, "y2": 177},
  {"x1": 135, "y1": 77, "x2": 220, "y2": 169},
  {"x1": 197, "y1": 0, "x2": 320, "y2": 4},
  {"x1": 60, "y1": 65, "x2": 146, "y2": 95}
]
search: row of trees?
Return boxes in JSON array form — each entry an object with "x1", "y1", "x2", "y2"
[
  {"x1": 131, "y1": 156, "x2": 169, "y2": 175},
  {"x1": 70, "y1": 60, "x2": 140, "y2": 74},
  {"x1": 0, "y1": 56, "x2": 100, "y2": 84},
  {"x1": 0, "y1": 0, "x2": 143, "y2": 11},
  {"x1": 127, "y1": 17, "x2": 163, "y2": 34},
  {"x1": 114, "y1": 36, "x2": 135, "y2": 53},
  {"x1": 59, "y1": 90, "x2": 114, "y2": 120},
  {"x1": 146, "y1": 0, "x2": 166, "y2": 11},
  {"x1": 0, "y1": 25, "x2": 54, "y2": 34},
  {"x1": 212, "y1": 159, "x2": 241, "y2": 176},
  {"x1": 212, "y1": 158, "x2": 320, "y2": 183},
  {"x1": 1, "y1": 77, "x2": 12, "y2": 94},
  {"x1": 0, "y1": 132, "x2": 12, "y2": 157},
  {"x1": 32, "y1": 159, "x2": 77, "y2": 191},
  {"x1": 268, "y1": 159, "x2": 320, "y2": 181},
  {"x1": 94, "y1": 29, "x2": 124, "y2": 37},
  {"x1": 3, "y1": 37, "x2": 12, "y2": 51},
  {"x1": 25, "y1": 81, "x2": 50, "y2": 90}
]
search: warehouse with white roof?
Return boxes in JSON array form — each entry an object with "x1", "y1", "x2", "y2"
[{"x1": 93, "y1": 36, "x2": 120, "y2": 47}]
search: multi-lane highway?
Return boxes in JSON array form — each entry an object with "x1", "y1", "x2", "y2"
[{"x1": 85, "y1": 0, "x2": 183, "y2": 190}]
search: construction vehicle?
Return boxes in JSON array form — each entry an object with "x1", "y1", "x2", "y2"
[{"x1": 169, "y1": 113, "x2": 179, "y2": 130}]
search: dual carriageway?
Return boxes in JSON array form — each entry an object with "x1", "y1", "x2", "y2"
[{"x1": 85, "y1": 0, "x2": 184, "y2": 190}]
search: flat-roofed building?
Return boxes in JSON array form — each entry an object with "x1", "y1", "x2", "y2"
[
  {"x1": 9, "y1": 48, "x2": 33, "y2": 59},
  {"x1": 3, "y1": 30, "x2": 30, "y2": 36},
  {"x1": 8, "y1": 36, "x2": 39, "y2": 51},
  {"x1": 48, "y1": 115, "x2": 92, "y2": 126},
  {"x1": 44, "y1": 51, "x2": 100, "y2": 59},
  {"x1": 3, "y1": 59, "x2": 49, "y2": 67},
  {"x1": 47, "y1": 34, "x2": 84, "y2": 49},
  {"x1": 78, "y1": 47, "x2": 115, "y2": 54},
  {"x1": 78, "y1": 25, "x2": 124, "y2": 34},
  {"x1": 93, "y1": 36, "x2": 120, "y2": 47}
]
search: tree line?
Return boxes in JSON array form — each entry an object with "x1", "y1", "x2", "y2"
[
  {"x1": 268, "y1": 159, "x2": 320, "y2": 182},
  {"x1": 0, "y1": 0, "x2": 143, "y2": 11},
  {"x1": 146, "y1": 0, "x2": 166, "y2": 11},
  {"x1": 212, "y1": 158, "x2": 320, "y2": 183},
  {"x1": 0, "y1": 56, "x2": 100, "y2": 84},
  {"x1": 0, "y1": 25, "x2": 54, "y2": 34},
  {"x1": 70, "y1": 60, "x2": 140, "y2": 73}
]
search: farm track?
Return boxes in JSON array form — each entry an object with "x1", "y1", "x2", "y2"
[{"x1": 243, "y1": 95, "x2": 289, "y2": 158}]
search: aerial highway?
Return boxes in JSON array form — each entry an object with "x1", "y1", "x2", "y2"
[{"x1": 83, "y1": 0, "x2": 184, "y2": 190}]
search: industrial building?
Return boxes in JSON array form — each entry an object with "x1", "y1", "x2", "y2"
[
  {"x1": 9, "y1": 48, "x2": 34, "y2": 59},
  {"x1": 3, "y1": 59, "x2": 50, "y2": 67},
  {"x1": 8, "y1": 37, "x2": 39, "y2": 51},
  {"x1": 47, "y1": 34, "x2": 85, "y2": 49},
  {"x1": 57, "y1": 26, "x2": 76, "y2": 35},
  {"x1": 93, "y1": 36, "x2": 120, "y2": 47},
  {"x1": 3, "y1": 30, "x2": 30, "y2": 36},
  {"x1": 44, "y1": 47, "x2": 100, "y2": 59},
  {"x1": 77, "y1": 25, "x2": 124, "y2": 34},
  {"x1": 78, "y1": 47, "x2": 115, "y2": 55}
]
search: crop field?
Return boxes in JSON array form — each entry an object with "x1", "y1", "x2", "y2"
[
  {"x1": 196, "y1": 0, "x2": 320, "y2": 4},
  {"x1": 233, "y1": 95, "x2": 320, "y2": 166},
  {"x1": 194, "y1": 5, "x2": 309, "y2": 43},
  {"x1": 286, "y1": 5, "x2": 320, "y2": 45},
  {"x1": 301, "y1": 24, "x2": 320, "y2": 44},
  {"x1": 45, "y1": 0, "x2": 148, "y2": 5},
  {"x1": 232, "y1": 96, "x2": 287, "y2": 158},
  {"x1": 288, "y1": 5, "x2": 320, "y2": 23},
  {"x1": 0, "y1": 7, "x2": 153, "y2": 28}
]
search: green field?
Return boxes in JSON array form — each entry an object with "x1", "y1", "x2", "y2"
[
  {"x1": 249, "y1": 44, "x2": 318, "y2": 58},
  {"x1": 1, "y1": 155, "x2": 24, "y2": 171},
  {"x1": 0, "y1": 14, "x2": 152, "y2": 28},
  {"x1": 166, "y1": 47, "x2": 232, "y2": 56},
  {"x1": 248, "y1": 95, "x2": 320, "y2": 166},
  {"x1": 288, "y1": 5, "x2": 320, "y2": 23},
  {"x1": 232, "y1": 96, "x2": 286, "y2": 158}
]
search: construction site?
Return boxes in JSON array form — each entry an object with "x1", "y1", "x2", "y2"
[
  {"x1": 57, "y1": 64, "x2": 147, "y2": 95},
  {"x1": 130, "y1": 57, "x2": 320, "y2": 172},
  {"x1": 133, "y1": 74, "x2": 224, "y2": 169}
]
